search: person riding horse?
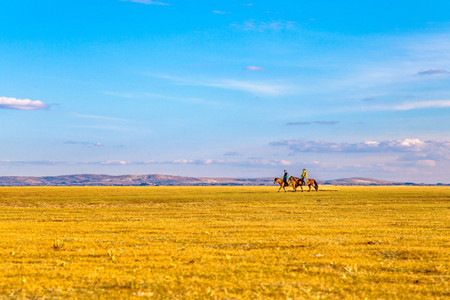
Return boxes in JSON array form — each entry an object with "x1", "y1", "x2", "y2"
[
  {"x1": 283, "y1": 170, "x2": 289, "y2": 187},
  {"x1": 300, "y1": 169, "x2": 307, "y2": 185}
]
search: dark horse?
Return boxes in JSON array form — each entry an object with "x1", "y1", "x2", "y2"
[
  {"x1": 274, "y1": 177, "x2": 290, "y2": 192},
  {"x1": 289, "y1": 176, "x2": 319, "y2": 192}
]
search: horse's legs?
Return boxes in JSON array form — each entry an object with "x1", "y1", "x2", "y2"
[
  {"x1": 308, "y1": 184, "x2": 312, "y2": 192},
  {"x1": 277, "y1": 182, "x2": 283, "y2": 192}
]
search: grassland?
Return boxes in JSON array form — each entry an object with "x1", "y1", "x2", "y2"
[{"x1": 0, "y1": 186, "x2": 448, "y2": 299}]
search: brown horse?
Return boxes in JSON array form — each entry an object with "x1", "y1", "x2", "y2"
[
  {"x1": 274, "y1": 177, "x2": 290, "y2": 192},
  {"x1": 289, "y1": 176, "x2": 319, "y2": 192}
]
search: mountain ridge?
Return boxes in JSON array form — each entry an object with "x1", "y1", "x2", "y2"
[{"x1": 0, "y1": 174, "x2": 445, "y2": 186}]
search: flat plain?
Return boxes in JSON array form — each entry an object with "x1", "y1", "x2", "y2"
[{"x1": 0, "y1": 186, "x2": 448, "y2": 299}]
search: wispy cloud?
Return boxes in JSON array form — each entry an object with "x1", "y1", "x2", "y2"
[
  {"x1": 223, "y1": 151, "x2": 243, "y2": 156},
  {"x1": 161, "y1": 158, "x2": 293, "y2": 167},
  {"x1": 64, "y1": 141, "x2": 104, "y2": 147},
  {"x1": 286, "y1": 121, "x2": 338, "y2": 126},
  {"x1": 79, "y1": 158, "x2": 293, "y2": 168},
  {"x1": 0, "y1": 160, "x2": 65, "y2": 165},
  {"x1": 102, "y1": 90, "x2": 219, "y2": 106},
  {"x1": 293, "y1": 33, "x2": 450, "y2": 109},
  {"x1": 416, "y1": 159, "x2": 437, "y2": 167},
  {"x1": 72, "y1": 125, "x2": 130, "y2": 131},
  {"x1": 102, "y1": 91, "x2": 135, "y2": 99},
  {"x1": 245, "y1": 66, "x2": 265, "y2": 71},
  {"x1": 208, "y1": 79, "x2": 289, "y2": 96},
  {"x1": 372, "y1": 100, "x2": 450, "y2": 111},
  {"x1": 73, "y1": 113, "x2": 131, "y2": 122},
  {"x1": 417, "y1": 69, "x2": 449, "y2": 76},
  {"x1": 321, "y1": 99, "x2": 450, "y2": 115},
  {"x1": 153, "y1": 74, "x2": 292, "y2": 96},
  {"x1": 212, "y1": 10, "x2": 229, "y2": 15},
  {"x1": 314, "y1": 121, "x2": 339, "y2": 125},
  {"x1": 231, "y1": 19, "x2": 297, "y2": 31},
  {"x1": 121, "y1": 0, "x2": 169, "y2": 6},
  {"x1": 286, "y1": 121, "x2": 310, "y2": 126},
  {"x1": 0, "y1": 97, "x2": 48, "y2": 110}
]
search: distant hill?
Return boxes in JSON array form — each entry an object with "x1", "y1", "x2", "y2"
[
  {"x1": 0, "y1": 174, "x2": 271, "y2": 187},
  {"x1": 0, "y1": 174, "x2": 445, "y2": 187},
  {"x1": 322, "y1": 177, "x2": 398, "y2": 186},
  {"x1": 321, "y1": 177, "x2": 448, "y2": 186}
]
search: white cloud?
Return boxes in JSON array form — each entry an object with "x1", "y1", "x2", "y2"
[
  {"x1": 398, "y1": 138, "x2": 424, "y2": 147},
  {"x1": 100, "y1": 160, "x2": 128, "y2": 165},
  {"x1": 280, "y1": 160, "x2": 292, "y2": 166},
  {"x1": 0, "y1": 97, "x2": 48, "y2": 110},
  {"x1": 271, "y1": 138, "x2": 450, "y2": 154},
  {"x1": 364, "y1": 141, "x2": 379, "y2": 146}
]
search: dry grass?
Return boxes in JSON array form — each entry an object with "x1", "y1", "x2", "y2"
[{"x1": 0, "y1": 186, "x2": 448, "y2": 299}]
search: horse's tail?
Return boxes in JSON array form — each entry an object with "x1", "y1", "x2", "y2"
[{"x1": 313, "y1": 179, "x2": 319, "y2": 191}]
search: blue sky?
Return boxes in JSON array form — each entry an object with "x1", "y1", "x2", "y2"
[{"x1": 1, "y1": 0, "x2": 449, "y2": 183}]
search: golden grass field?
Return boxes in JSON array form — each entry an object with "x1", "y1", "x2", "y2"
[{"x1": 0, "y1": 186, "x2": 448, "y2": 299}]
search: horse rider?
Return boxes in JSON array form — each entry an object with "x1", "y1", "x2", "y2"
[
  {"x1": 300, "y1": 168, "x2": 307, "y2": 185},
  {"x1": 283, "y1": 170, "x2": 289, "y2": 187}
]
